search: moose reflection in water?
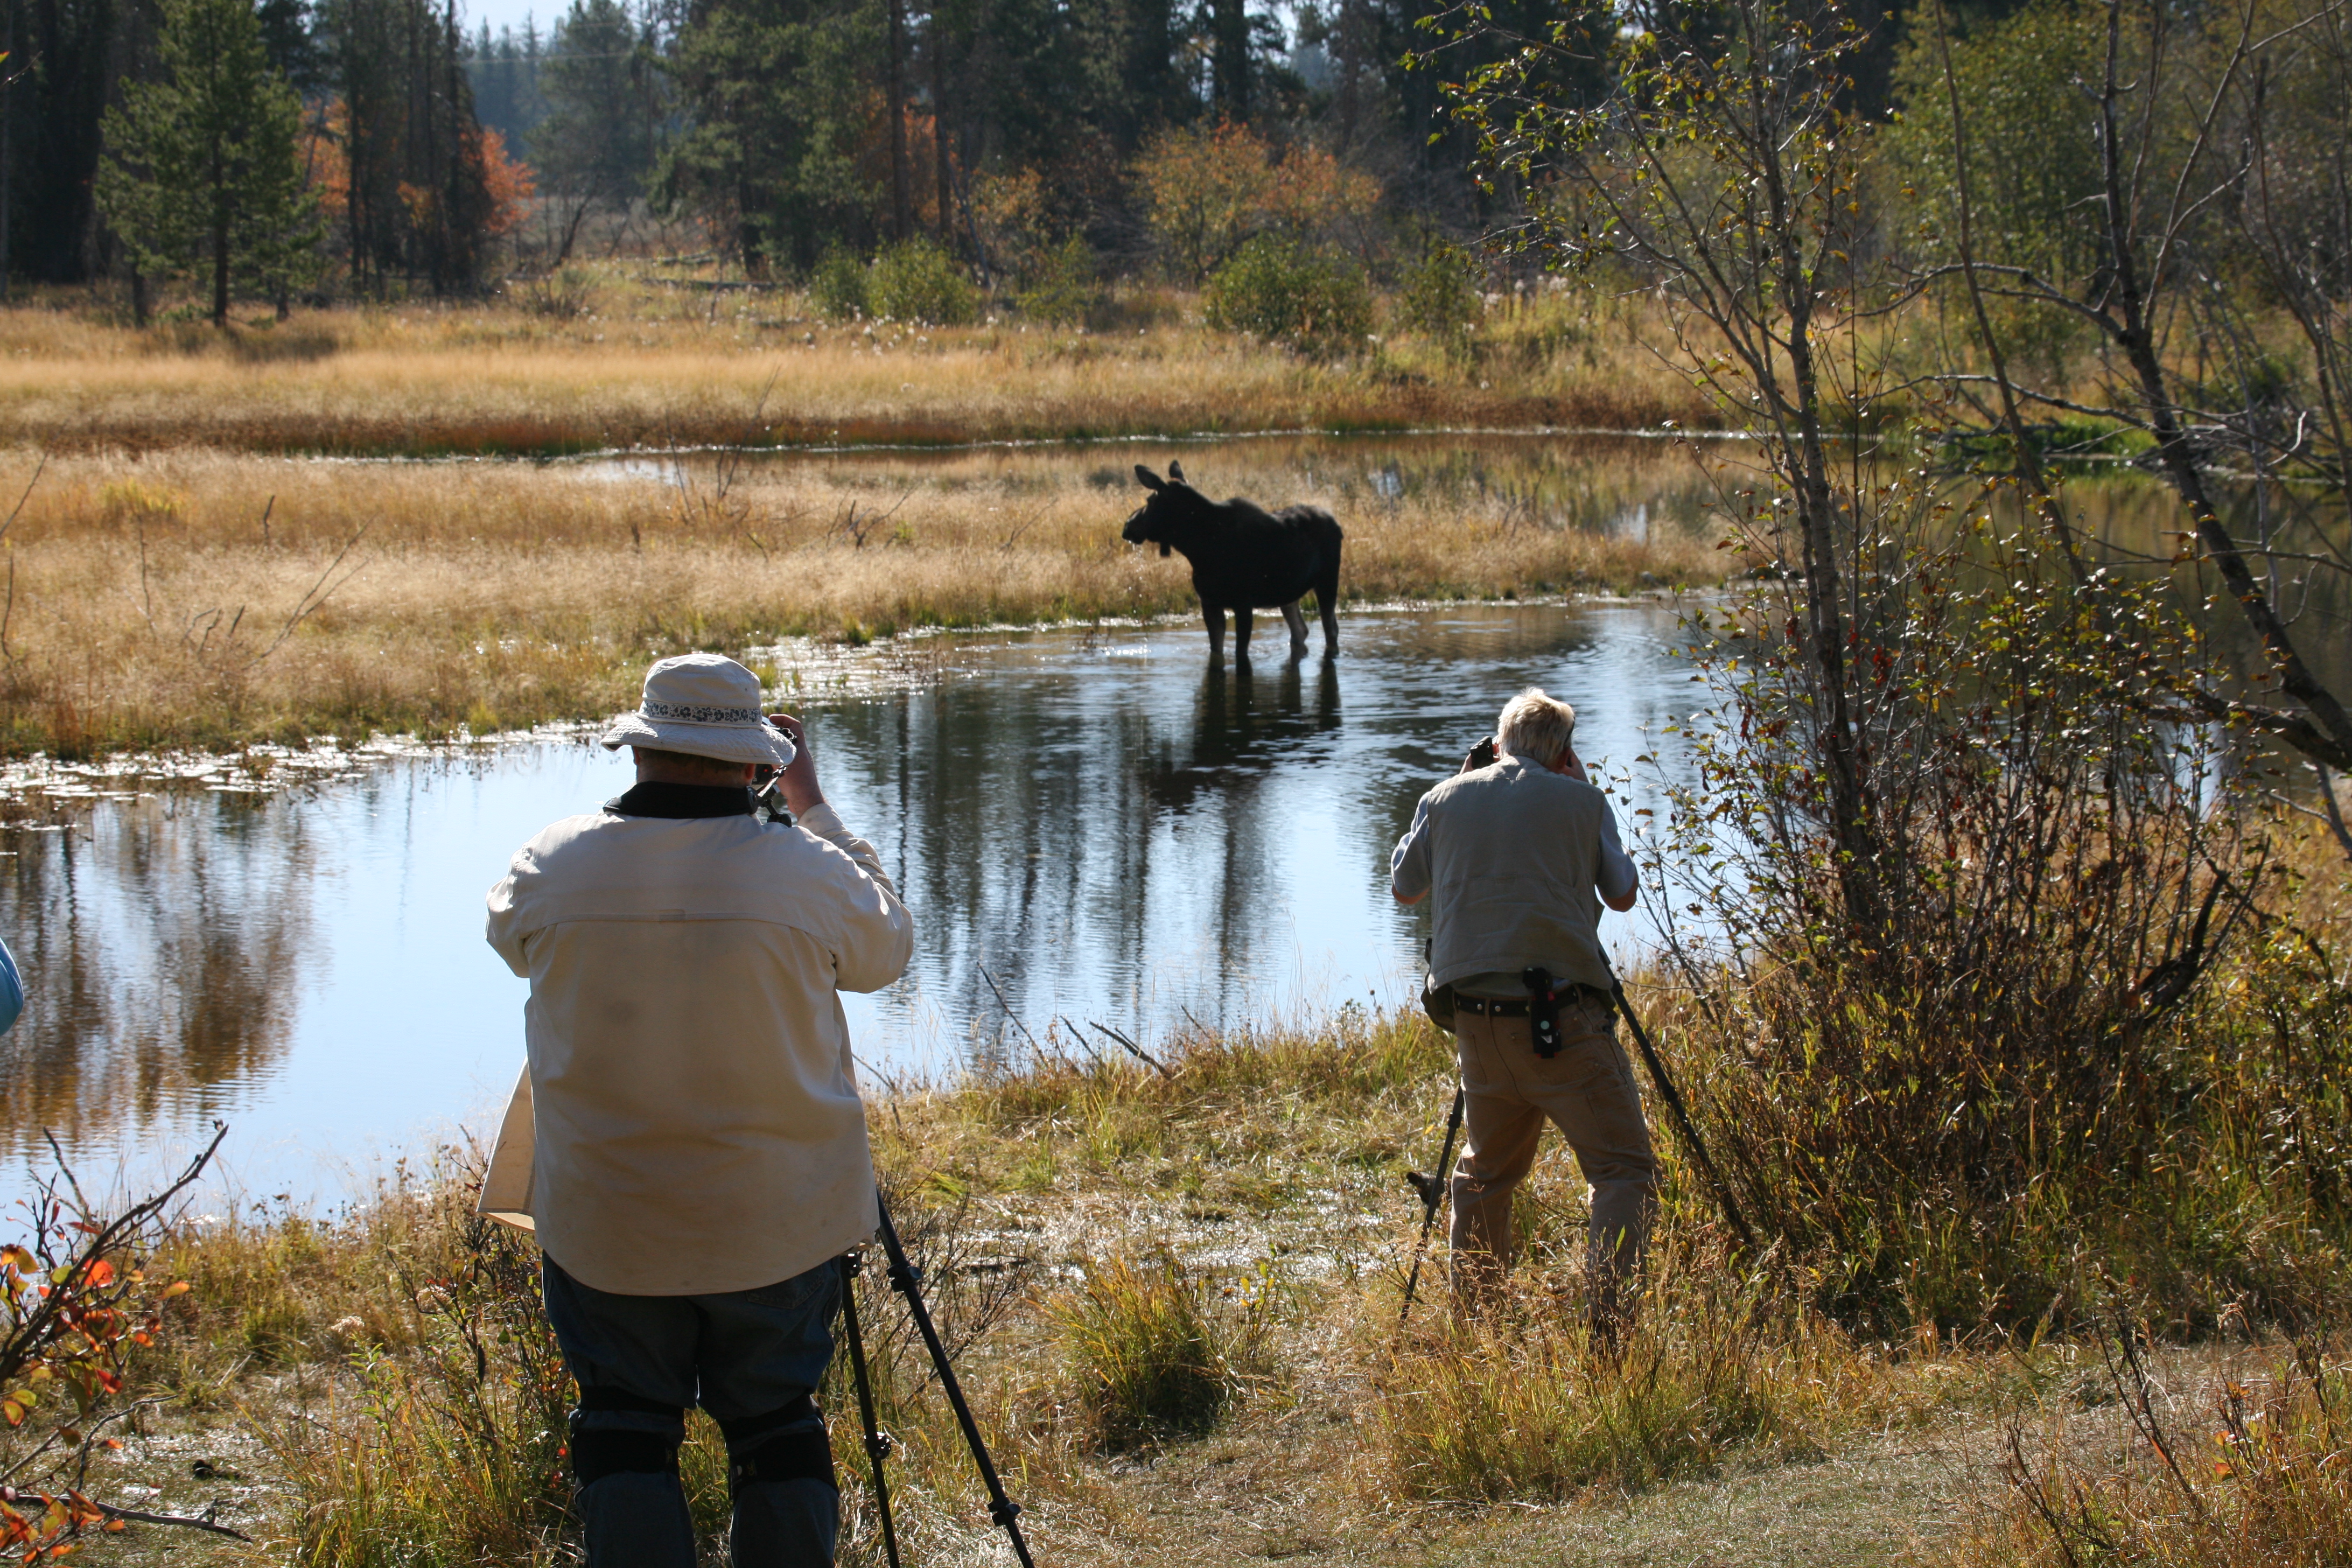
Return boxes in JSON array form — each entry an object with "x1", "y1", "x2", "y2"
[{"x1": 1145, "y1": 659, "x2": 1342, "y2": 816}]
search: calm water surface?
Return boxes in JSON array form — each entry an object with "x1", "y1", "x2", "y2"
[{"x1": 0, "y1": 601, "x2": 1704, "y2": 1199}]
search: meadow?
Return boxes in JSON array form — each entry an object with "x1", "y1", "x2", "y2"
[
  {"x1": 44, "y1": 866, "x2": 2352, "y2": 1566},
  {"x1": 0, "y1": 436, "x2": 1724, "y2": 758},
  {"x1": 0, "y1": 271, "x2": 1737, "y2": 759},
  {"x1": 0, "y1": 272, "x2": 1707, "y2": 459}
]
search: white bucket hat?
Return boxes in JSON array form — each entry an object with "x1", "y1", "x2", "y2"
[{"x1": 598, "y1": 653, "x2": 796, "y2": 767}]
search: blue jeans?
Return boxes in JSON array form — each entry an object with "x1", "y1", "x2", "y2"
[{"x1": 542, "y1": 1254, "x2": 843, "y2": 1568}]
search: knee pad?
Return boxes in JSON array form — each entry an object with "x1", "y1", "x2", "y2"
[
  {"x1": 571, "y1": 1387, "x2": 687, "y2": 1488},
  {"x1": 718, "y1": 1396, "x2": 836, "y2": 1494},
  {"x1": 571, "y1": 1426, "x2": 682, "y2": 1487}
]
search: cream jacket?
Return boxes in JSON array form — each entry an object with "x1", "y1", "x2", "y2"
[{"x1": 480, "y1": 801, "x2": 913, "y2": 1296}]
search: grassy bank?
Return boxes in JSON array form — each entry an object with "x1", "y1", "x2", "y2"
[
  {"x1": 0, "y1": 440, "x2": 1724, "y2": 757},
  {"x1": 38, "y1": 813, "x2": 2349, "y2": 1564},
  {"x1": 79, "y1": 1007, "x2": 1980, "y2": 1566},
  {"x1": 0, "y1": 275, "x2": 1711, "y2": 459}
]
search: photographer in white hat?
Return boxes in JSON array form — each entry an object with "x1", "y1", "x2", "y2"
[{"x1": 480, "y1": 652, "x2": 913, "y2": 1567}]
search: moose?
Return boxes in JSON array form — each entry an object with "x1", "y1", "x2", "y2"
[{"x1": 1122, "y1": 461, "x2": 1343, "y2": 663}]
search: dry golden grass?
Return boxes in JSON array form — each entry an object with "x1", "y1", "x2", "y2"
[
  {"x1": 96, "y1": 1006, "x2": 1997, "y2": 1567},
  {"x1": 0, "y1": 274, "x2": 1711, "y2": 457},
  {"x1": 0, "y1": 440, "x2": 1726, "y2": 755}
]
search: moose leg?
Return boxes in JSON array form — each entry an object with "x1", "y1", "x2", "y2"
[
  {"x1": 1233, "y1": 607, "x2": 1255, "y2": 665},
  {"x1": 1202, "y1": 604, "x2": 1227, "y2": 663},
  {"x1": 1280, "y1": 600, "x2": 1309, "y2": 653},
  {"x1": 1315, "y1": 568, "x2": 1341, "y2": 653}
]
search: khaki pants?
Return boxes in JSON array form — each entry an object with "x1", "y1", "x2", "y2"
[{"x1": 1448, "y1": 995, "x2": 1658, "y2": 1325}]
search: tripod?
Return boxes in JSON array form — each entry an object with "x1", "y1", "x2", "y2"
[{"x1": 837, "y1": 1191, "x2": 1037, "y2": 1568}]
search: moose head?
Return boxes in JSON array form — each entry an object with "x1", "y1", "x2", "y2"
[{"x1": 1122, "y1": 460, "x2": 1200, "y2": 557}]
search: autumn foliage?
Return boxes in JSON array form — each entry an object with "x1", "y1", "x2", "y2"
[{"x1": 0, "y1": 1131, "x2": 221, "y2": 1560}]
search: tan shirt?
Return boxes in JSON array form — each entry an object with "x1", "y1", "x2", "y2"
[
  {"x1": 479, "y1": 800, "x2": 913, "y2": 1296},
  {"x1": 1390, "y1": 756, "x2": 1630, "y2": 996}
]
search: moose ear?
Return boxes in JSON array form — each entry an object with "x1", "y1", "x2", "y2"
[
  {"x1": 1167, "y1": 458, "x2": 1186, "y2": 482},
  {"x1": 1134, "y1": 465, "x2": 1165, "y2": 492}
]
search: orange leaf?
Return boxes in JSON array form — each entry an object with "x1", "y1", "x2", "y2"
[{"x1": 80, "y1": 1263, "x2": 110, "y2": 1289}]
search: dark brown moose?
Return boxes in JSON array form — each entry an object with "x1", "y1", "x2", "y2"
[{"x1": 1122, "y1": 460, "x2": 1343, "y2": 663}]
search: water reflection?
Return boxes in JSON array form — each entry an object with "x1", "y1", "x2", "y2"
[
  {"x1": 0, "y1": 795, "x2": 316, "y2": 1164},
  {"x1": 811, "y1": 603, "x2": 1701, "y2": 1063},
  {"x1": 0, "y1": 603, "x2": 1704, "y2": 1195}
]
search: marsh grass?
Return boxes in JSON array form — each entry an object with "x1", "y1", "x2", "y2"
[
  {"x1": 1948, "y1": 1335, "x2": 2352, "y2": 1567},
  {"x1": 1049, "y1": 1247, "x2": 1275, "y2": 1448},
  {"x1": 1367, "y1": 1247, "x2": 1888, "y2": 1503},
  {"x1": 0, "y1": 274, "x2": 1709, "y2": 458},
  {"x1": 0, "y1": 440, "x2": 1724, "y2": 756}
]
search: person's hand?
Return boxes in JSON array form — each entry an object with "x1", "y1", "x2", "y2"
[
  {"x1": 1560, "y1": 747, "x2": 1590, "y2": 783},
  {"x1": 767, "y1": 713, "x2": 825, "y2": 815},
  {"x1": 1461, "y1": 736, "x2": 1498, "y2": 774}
]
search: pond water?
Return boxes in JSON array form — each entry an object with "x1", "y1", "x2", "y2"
[
  {"x1": 3, "y1": 423, "x2": 2337, "y2": 1207},
  {"x1": 0, "y1": 600, "x2": 1706, "y2": 1202}
]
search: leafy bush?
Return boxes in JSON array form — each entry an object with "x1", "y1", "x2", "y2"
[
  {"x1": 1052, "y1": 1248, "x2": 1270, "y2": 1448},
  {"x1": 1203, "y1": 235, "x2": 1371, "y2": 350},
  {"x1": 809, "y1": 246, "x2": 869, "y2": 322},
  {"x1": 1399, "y1": 239, "x2": 1483, "y2": 352},
  {"x1": 1648, "y1": 467, "x2": 2347, "y2": 1335},
  {"x1": 867, "y1": 237, "x2": 978, "y2": 326},
  {"x1": 1016, "y1": 234, "x2": 1099, "y2": 325}
]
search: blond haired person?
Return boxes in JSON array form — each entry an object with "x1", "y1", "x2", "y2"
[{"x1": 1390, "y1": 688, "x2": 1656, "y2": 1334}]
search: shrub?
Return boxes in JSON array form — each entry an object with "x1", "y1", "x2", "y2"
[
  {"x1": 518, "y1": 267, "x2": 594, "y2": 319},
  {"x1": 1398, "y1": 239, "x2": 1483, "y2": 353},
  {"x1": 809, "y1": 246, "x2": 869, "y2": 322},
  {"x1": 1203, "y1": 235, "x2": 1371, "y2": 350},
  {"x1": 867, "y1": 237, "x2": 978, "y2": 326},
  {"x1": 1051, "y1": 1248, "x2": 1270, "y2": 1448},
  {"x1": 1647, "y1": 467, "x2": 2344, "y2": 1336},
  {"x1": 1016, "y1": 234, "x2": 1099, "y2": 325},
  {"x1": 1958, "y1": 1331, "x2": 2352, "y2": 1567}
]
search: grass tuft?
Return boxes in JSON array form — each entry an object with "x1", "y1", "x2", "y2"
[{"x1": 1050, "y1": 1247, "x2": 1273, "y2": 1448}]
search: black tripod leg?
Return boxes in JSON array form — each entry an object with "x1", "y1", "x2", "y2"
[
  {"x1": 1610, "y1": 980, "x2": 1755, "y2": 1252},
  {"x1": 873, "y1": 1195, "x2": 1038, "y2": 1568},
  {"x1": 838, "y1": 1253, "x2": 902, "y2": 1568},
  {"x1": 1399, "y1": 1086, "x2": 1465, "y2": 1322}
]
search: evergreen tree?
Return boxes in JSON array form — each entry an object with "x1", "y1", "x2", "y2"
[
  {"x1": 96, "y1": 0, "x2": 321, "y2": 324},
  {"x1": 657, "y1": 0, "x2": 881, "y2": 273},
  {"x1": 540, "y1": 0, "x2": 661, "y2": 258}
]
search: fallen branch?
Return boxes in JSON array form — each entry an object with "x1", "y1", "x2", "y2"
[
  {"x1": 90, "y1": 1499, "x2": 251, "y2": 1542},
  {"x1": 1087, "y1": 1018, "x2": 1174, "y2": 1078}
]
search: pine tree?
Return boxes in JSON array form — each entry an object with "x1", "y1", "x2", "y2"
[{"x1": 96, "y1": 0, "x2": 320, "y2": 325}]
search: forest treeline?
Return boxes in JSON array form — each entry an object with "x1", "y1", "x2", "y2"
[{"x1": 3, "y1": 0, "x2": 2152, "y2": 314}]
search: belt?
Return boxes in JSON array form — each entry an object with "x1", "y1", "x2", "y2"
[{"x1": 1453, "y1": 985, "x2": 1609, "y2": 1019}]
